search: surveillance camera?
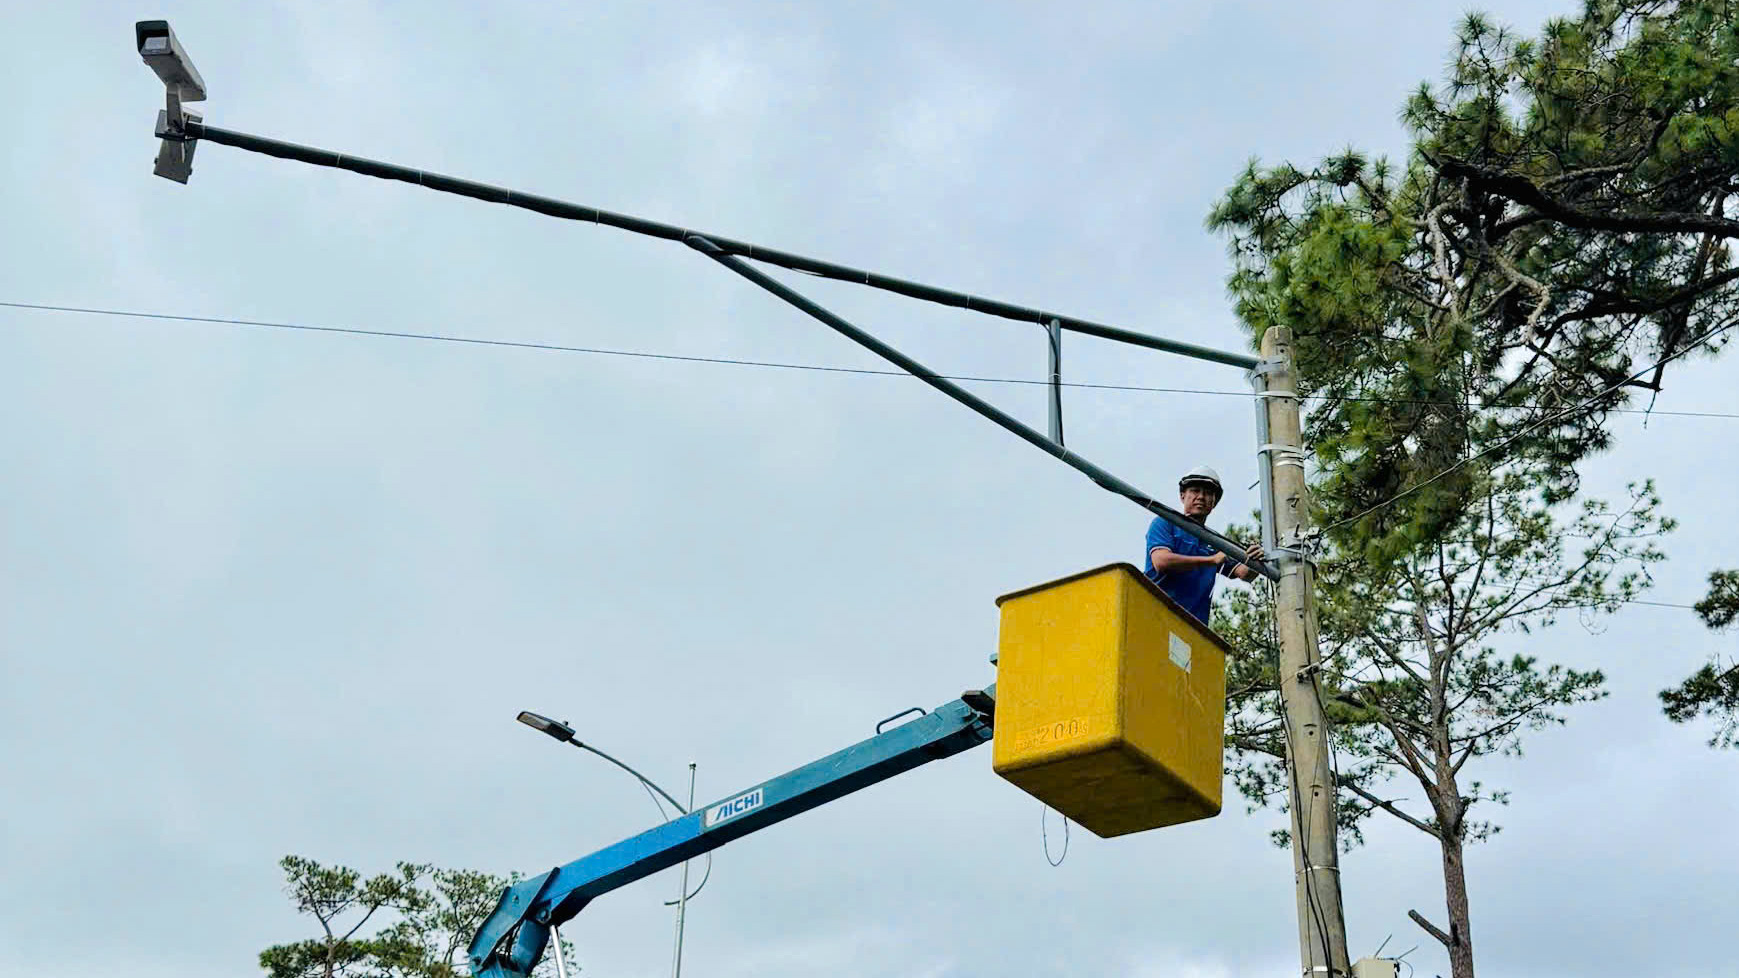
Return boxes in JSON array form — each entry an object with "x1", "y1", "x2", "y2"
[{"x1": 135, "y1": 20, "x2": 206, "y2": 101}]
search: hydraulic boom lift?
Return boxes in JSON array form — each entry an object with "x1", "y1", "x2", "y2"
[{"x1": 468, "y1": 687, "x2": 999, "y2": 978}]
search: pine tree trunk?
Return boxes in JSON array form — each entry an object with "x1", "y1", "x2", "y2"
[{"x1": 1439, "y1": 831, "x2": 1476, "y2": 978}]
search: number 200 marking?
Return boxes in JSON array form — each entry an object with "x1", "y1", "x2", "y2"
[{"x1": 1025, "y1": 716, "x2": 1090, "y2": 750}]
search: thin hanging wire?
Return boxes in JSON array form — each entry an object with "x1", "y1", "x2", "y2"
[{"x1": 1041, "y1": 804, "x2": 1070, "y2": 867}]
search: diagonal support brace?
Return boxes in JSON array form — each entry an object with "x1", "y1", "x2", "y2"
[{"x1": 683, "y1": 234, "x2": 1278, "y2": 581}]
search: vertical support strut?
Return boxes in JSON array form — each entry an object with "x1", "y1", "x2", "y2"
[
  {"x1": 550, "y1": 926, "x2": 569, "y2": 978},
  {"x1": 670, "y1": 763, "x2": 696, "y2": 978},
  {"x1": 1046, "y1": 318, "x2": 1065, "y2": 446}
]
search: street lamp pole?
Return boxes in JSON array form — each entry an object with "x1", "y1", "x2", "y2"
[{"x1": 670, "y1": 763, "x2": 697, "y2": 978}]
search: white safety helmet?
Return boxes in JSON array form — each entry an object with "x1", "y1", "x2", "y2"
[{"x1": 1178, "y1": 465, "x2": 1223, "y2": 498}]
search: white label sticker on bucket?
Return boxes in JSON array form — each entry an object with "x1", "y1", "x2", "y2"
[{"x1": 1168, "y1": 633, "x2": 1192, "y2": 672}]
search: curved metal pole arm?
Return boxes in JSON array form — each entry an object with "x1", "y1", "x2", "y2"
[{"x1": 568, "y1": 740, "x2": 688, "y2": 814}]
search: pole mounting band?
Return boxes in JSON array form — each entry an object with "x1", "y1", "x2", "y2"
[{"x1": 1258, "y1": 444, "x2": 1308, "y2": 469}]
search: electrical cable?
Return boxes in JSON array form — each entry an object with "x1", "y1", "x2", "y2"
[
  {"x1": 665, "y1": 849, "x2": 713, "y2": 907},
  {"x1": 1312, "y1": 628, "x2": 1351, "y2": 974},
  {"x1": 636, "y1": 776, "x2": 671, "y2": 820},
  {"x1": 2, "y1": 297, "x2": 1714, "y2": 607},
  {"x1": 1040, "y1": 804, "x2": 1070, "y2": 867},
  {"x1": 563, "y1": 739, "x2": 712, "y2": 904},
  {"x1": 1263, "y1": 578, "x2": 1339, "y2": 975},
  {"x1": 1394, "y1": 943, "x2": 1419, "y2": 978},
  {"x1": 679, "y1": 856, "x2": 714, "y2": 897},
  {"x1": 3, "y1": 300, "x2": 1736, "y2": 419}
]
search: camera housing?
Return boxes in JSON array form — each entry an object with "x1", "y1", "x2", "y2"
[{"x1": 136, "y1": 20, "x2": 206, "y2": 101}]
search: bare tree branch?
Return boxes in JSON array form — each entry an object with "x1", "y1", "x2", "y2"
[
  {"x1": 1341, "y1": 777, "x2": 1441, "y2": 838},
  {"x1": 1410, "y1": 908, "x2": 1454, "y2": 948},
  {"x1": 1446, "y1": 157, "x2": 1739, "y2": 239}
]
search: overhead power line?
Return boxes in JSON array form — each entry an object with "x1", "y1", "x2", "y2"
[
  {"x1": 5, "y1": 300, "x2": 1737, "y2": 420},
  {"x1": 0, "y1": 299, "x2": 1218, "y2": 394},
  {"x1": 0, "y1": 298, "x2": 1715, "y2": 611}
]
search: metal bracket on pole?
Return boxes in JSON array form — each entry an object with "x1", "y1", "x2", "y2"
[
  {"x1": 1045, "y1": 318, "x2": 1064, "y2": 446},
  {"x1": 1253, "y1": 353, "x2": 1318, "y2": 569},
  {"x1": 152, "y1": 104, "x2": 201, "y2": 183},
  {"x1": 1258, "y1": 444, "x2": 1308, "y2": 470},
  {"x1": 1268, "y1": 522, "x2": 1321, "y2": 570}
]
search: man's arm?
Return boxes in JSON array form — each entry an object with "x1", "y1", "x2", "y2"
[{"x1": 1149, "y1": 546, "x2": 1226, "y2": 576}]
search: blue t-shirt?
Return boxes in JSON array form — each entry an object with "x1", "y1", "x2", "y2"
[{"x1": 1143, "y1": 517, "x2": 1226, "y2": 624}]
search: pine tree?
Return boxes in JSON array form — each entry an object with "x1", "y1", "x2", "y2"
[
  {"x1": 1218, "y1": 472, "x2": 1669, "y2": 978},
  {"x1": 260, "y1": 856, "x2": 574, "y2": 978},
  {"x1": 1660, "y1": 568, "x2": 1739, "y2": 746},
  {"x1": 1207, "y1": 3, "x2": 1735, "y2": 975}
]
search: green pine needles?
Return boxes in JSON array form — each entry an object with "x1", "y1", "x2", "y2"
[{"x1": 1208, "y1": 2, "x2": 1737, "y2": 975}]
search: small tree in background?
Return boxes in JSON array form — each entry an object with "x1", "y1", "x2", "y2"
[
  {"x1": 260, "y1": 856, "x2": 573, "y2": 978},
  {"x1": 259, "y1": 857, "x2": 429, "y2": 978},
  {"x1": 1219, "y1": 469, "x2": 1669, "y2": 978},
  {"x1": 1660, "y1": 569, "x2": 1739, "y2": 747}
]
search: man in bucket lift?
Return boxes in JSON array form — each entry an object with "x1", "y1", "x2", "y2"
[{"x1": 1143, "y1": 465, "x2": 1264, "y2": 626}]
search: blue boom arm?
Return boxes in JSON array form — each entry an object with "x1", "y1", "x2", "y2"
[{"x1": 468, "y1": 685, "x2": 997, "y2": 978}]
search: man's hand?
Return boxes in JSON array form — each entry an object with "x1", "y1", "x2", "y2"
[{"x1": 1231, "y1": 542, "x2": 1265, "y2": 581}]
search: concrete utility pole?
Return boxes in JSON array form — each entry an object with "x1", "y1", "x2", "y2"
[{"x1": 1255, "y1": 326, "x2": 1352, "y2": 978}]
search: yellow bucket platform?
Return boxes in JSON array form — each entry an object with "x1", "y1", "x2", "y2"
[{"x1": 991, "y1": 562, "x2": 1228, "y2": 837}]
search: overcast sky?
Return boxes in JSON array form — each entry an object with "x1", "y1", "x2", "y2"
[{"x1": 3, "y1": 3, "x2": 1736, "y2": 978}]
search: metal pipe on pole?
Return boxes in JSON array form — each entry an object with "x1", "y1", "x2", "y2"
[
  {"x1": 149, "y1": 114, "x2": 1272, "y2": 575},
  {"x1": 1249, "y1": 370, "x2": 1278, "y2": 558},
  {"x1": 1256, "y1": 326, "x2": 1351, "y2": 978},
  {"x1": 549, "y1": 924, "x2": 569, "y2": 978},
  {"x1": 177, "y1": 120, "x2": 1259, "y2": 370}
]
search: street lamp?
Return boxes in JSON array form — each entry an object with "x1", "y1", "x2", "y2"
[
  {"x1": 515, "y1": 711, "x2": 704, "y2": 978},
  {"x1": 515, "y1": 711, "x2": 689, "y2": 814}
]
